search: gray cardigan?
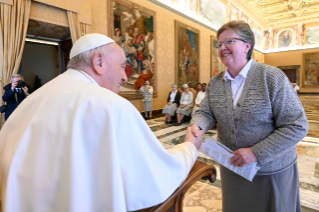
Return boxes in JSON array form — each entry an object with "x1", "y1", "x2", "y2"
[{"x1": 191, "y1": 60, "x2": 308, "y2": 174}]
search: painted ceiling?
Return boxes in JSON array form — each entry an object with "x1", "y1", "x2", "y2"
[
  {"x1": 27, "y1": 19, "x2": 71, "y2": 40},
  {"x1": 237, "y1": 0, "x2": 319, "y2": 27}
]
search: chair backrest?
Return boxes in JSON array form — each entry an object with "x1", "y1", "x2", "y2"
[
  {"x1": 133, "y1": 161, "x2": 216, "y2": 212},
  {"x1": 188, "y1": 88, "x2": 196, "y2": 106}
]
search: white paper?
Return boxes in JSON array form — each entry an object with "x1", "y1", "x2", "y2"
[{"x1": 200, "y1": 136, "x2": 259, "y2": 181}]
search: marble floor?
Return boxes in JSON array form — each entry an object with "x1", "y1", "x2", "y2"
[{"x1": 145, "y1": 95, "x2": 319, "y2": 212}]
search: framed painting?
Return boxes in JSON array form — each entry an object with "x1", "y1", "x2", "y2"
[
  {"x1": 301, "y1": 52, "x2": 319, "y2": 93},
  {"x1": 108, "y1": 0, "x2": 156, "y2": 99},
  {"x1": 210, "y1": 35, "x2": 226, "y2": 78},
  {"x1": 175, "y1": 21, "x2": 200, "y2": 89},
  {"x1": 277, "y1": 65, "x2": 300, "y2": 85}
]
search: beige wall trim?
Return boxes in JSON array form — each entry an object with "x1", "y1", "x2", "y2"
[
  {"x1": 33, "y1": 0, "x2": 92, "y2": 25},
  {"x1": 0, "y1": 0, "x2": 13, "y2": 5},
  {"x1": 33, "y1": 0, "x2": 77, "y2": 13},
  {"x1": 30, "y1": 1, "x2": 69, "y2": 27},
  {"x1": 29, "y1": 15, "x2": 69, "y2": 27}
]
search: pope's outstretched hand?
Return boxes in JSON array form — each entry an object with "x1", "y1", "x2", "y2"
[{"x1": 184, "y1": 126, "x2": 204, "y2": 150}]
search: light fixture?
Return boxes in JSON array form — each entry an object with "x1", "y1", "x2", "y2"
[{"x1": 25, "y1": 38, "x2": 58, "y2": 46}]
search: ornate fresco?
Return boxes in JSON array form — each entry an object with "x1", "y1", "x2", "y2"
[
  {"x1": 151, "y1": 0, "x2": 319, "y2": 52},
  {"x1": 234, "y1": 0, "x2": 319, "y2": 28},
  {"x1": 27, "y1": 19, "x2": 71, "y2": 40},
  {"x1": 151, "y1": 0, "x2": 227, "y2": 30},
  {"x1": 108, "y1": 0, "x2": 156, "y2": 99},
  {"x1": 302, "y1": 52, "x2": 319, "y2": 93},
  {"x1": 175, "y1": 21, "x2": 199, "y2": 89}
]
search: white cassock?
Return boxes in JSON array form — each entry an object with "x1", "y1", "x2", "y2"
[{"x1": 0, "y1": 69, "x2": 198, "y2": 212}]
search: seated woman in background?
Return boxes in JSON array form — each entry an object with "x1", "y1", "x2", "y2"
[
  {"x1": 162, "y1": 84, "x2": 181, "y2": 124},
  {"x1": 175, "y1": 84, "x2": 193, "y2": 126},
  {"x1": 191, "y1": 83, "x2": 206, "y2": 117},
  {"x1": 140, "y1": 80, "x2": 153, "y2": 119}
]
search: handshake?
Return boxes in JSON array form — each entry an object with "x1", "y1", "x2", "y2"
[{"x1": 184, "y1": 125, "x2": 204, "y2": 150}]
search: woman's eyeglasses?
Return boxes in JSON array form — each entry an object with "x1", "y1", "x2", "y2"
[{"x1": 215, "y1": 37, "x2": 246, "y2": 49}]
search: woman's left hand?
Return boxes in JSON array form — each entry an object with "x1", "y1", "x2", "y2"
[{"x1": 230, "y1": 147, "x2": 257, "y2": 167}]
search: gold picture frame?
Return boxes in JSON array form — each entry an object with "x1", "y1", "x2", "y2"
[
  {"x1": 175, "y1": 20, "x2": 200, "y2": 89},
  {"x1": 107, "y1": 0, "x2": 157, "y2": 99}
]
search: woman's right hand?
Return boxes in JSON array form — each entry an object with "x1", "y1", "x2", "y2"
[{"x1": 167, "y1": 102, "x2": 172, "y2": 105}]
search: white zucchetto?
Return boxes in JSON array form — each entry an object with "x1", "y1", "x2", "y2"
[{"x1": 70, "y1": 33, "x2": 115, "y2": 59}]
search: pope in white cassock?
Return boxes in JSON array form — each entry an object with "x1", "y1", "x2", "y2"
[{"x1": 0, "y1": 34, "x2": 203, "y2": 212}]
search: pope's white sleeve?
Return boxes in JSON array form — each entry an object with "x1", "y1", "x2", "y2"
[{"x1": 166, "y1": 142, "x2": 198, "y2": 180}]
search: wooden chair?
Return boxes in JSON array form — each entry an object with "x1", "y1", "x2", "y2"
[
  {"x1": 188, "y1": 88, "x2": 197, "y2": 107},
  {"x1": 134, "y1": 161, "x2": 216, "y2": 212}
]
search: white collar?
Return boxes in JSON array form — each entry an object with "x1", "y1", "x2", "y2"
[
  {"x1": 224, "y1": 59, "x2": 253, "y2": 81},
  {"x1": 64, "y1": 68, "x2": 100, "y2": 86}
]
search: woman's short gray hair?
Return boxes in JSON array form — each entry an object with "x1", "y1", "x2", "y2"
[
  {"x1": 171, "y1": 84, "x2": 177, "y2": 88},
  {"x1": 217, "y1": 20, "x2": 255, "y2": 60},
  {"x1": 11, "y1": 74, "x2": 24, "y2": 81},
  {"x1": 182, "y1": 84, "x2": 189, "y2": 89}
]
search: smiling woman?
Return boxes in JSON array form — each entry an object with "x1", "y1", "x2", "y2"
[{"x1": 189, "y1": 20, "x2": 309, "y2": 212}]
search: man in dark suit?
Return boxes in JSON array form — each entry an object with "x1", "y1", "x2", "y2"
[{"x1": 2, "y1": 74, "x2": 30, "y2": 120}]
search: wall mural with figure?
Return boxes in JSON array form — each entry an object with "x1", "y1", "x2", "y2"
[
  {"x1": 150, "y1": 0, "x2": 227, "y2": 30},
  {"x1": 304, "y1": 23, "x2": 319, "y2": 46},
  {"x1": 199, "y1": 0, "x2": 227, "y2": 29},
  {"x1": 251, "y1": 26, "x2": 262, "y2": 50},
  {"x1": 108, "y1": 0, "x2": 156, "y2": 99},
  {"x1": 278, "y1": 30, "x2": 293, "y2": 48},
  {"x1": 175, "y1": 21, "x2": 200, "y2": 89},
  {"x1": 302, "y1": 52, "x2": 319, "y2": 93}
]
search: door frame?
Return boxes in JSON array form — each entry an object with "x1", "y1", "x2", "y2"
[{"x1": 277, "y1": 65, "x2": 300, "y2": 86}]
